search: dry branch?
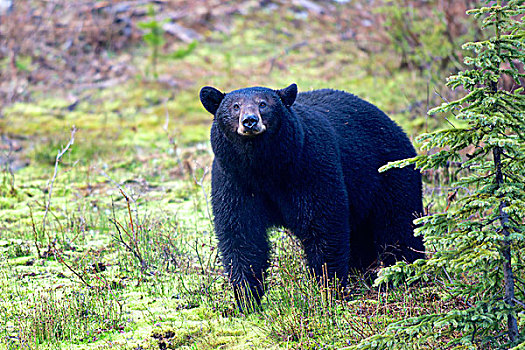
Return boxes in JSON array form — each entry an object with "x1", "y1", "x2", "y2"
[{"x1": 42, "y1": 126, "x2": 77, "y2": 236}]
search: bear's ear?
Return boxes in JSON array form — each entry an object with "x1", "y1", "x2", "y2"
[
  {"x1": 276, "y1": 83, "x2": 297, "y2": 108},
  {"x1": 200, "y1": 86, "x2": 225, "y2": 115}
]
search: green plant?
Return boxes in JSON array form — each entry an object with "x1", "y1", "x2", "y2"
[
  {"x1": 138, "y1": 6, "x2": 166, "y2": 79},
  {"x1": 138, "y1": 6, "x2": 198, "y2": 79},
  {"x1": 357, "y1": 1, "x2": 525, "y2": 348},
  {"x1": 2, "y1": 288, "x2": 125, "y2": 347},
  {"x1": 170, "y1": 40, "x2": 198, "y2": 60}
]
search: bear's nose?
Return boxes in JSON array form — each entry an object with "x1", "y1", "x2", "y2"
[{"x1": 241, "y1": 114, "x2": 259, "y2": 130}]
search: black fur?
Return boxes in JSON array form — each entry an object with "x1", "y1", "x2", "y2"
[{"x1": 200, "y1": 84, "x2": 425, "y2": 310}]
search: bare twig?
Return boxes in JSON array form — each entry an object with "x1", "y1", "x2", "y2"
[
  {"x1": 162, "y1": 100, "x2": 185, "y2": 175},
  {"x1": 39, "y1": 126, "x2": 90, "y2": 286},
  {"x1": 108, "y1": 192, "x2": 149, "y2": 274},
  {"x1": 191, "y1": 164, "x2": 213, "y2": 228},
  {"x1": 110, "y1": 216, "x2": 149, "y2": 274},
  {"x1": 191, "y1": 163, "x2": 221, "y2": 268},
  {"x1": 54, "y1": 249, "x2": 92, "y2": 288},
  {"x1": 120, "y1": 188, "x2": 144, "y2": 266},
  {"x1": 28, "y1": 204, "x2": 42, "y2": 259},
  {"x1": 42, "y1": 126, "x2": 77, "y2": 236},
  {"x1": 433, "y1": 88, "x2": 457, "y2": 128},
  {"x1": 101, "y1": 171, "x2": 150, "y2": 274}
]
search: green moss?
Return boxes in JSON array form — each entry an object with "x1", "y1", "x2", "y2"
[{"x1": 7, "y1": 255, "x2": 34, "y2": 266}]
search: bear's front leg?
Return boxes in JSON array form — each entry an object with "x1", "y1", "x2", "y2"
[{"x1": 211, "y1": 168, "x2": 273, "y2": 312}]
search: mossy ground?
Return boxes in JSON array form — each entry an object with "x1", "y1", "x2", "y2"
[{"x1": 0, "y1": 5, "x2": 455, "y2": 349}]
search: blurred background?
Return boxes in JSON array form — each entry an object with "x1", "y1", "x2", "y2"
[{"x1": 0, "y1": 0, "x2": 486, "y2": 185}]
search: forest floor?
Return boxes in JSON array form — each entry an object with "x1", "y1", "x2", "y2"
[{"x1": 0, "y1": 1, "x2": 466, "y2": 348}]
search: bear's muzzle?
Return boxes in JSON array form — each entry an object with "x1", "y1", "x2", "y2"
[{"x1": 237, "y1": 114, "x2": 266, "y2": 136}]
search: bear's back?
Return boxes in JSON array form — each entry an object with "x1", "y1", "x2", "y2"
[
  {"x1": 295, "y1": 89, "x2": 397, "y2": 134},
  {"x1": 292, "y1": 89, "x2": 419, "y2": 221},
  {"x1": 293, "y1": 89, "x2": 416, "y2": 161}
]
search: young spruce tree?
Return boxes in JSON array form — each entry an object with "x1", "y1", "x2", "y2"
[{"x1": 356, "y1": 1, "x2": 525, "y2": 348}]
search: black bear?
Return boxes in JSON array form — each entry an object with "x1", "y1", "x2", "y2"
[{"x1": 199, "y1": 83, "x2": 424, "y2": 310}]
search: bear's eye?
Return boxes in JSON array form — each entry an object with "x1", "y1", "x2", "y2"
[
  {"x1": 259, "y1": 101, "x2": 267, "y2": 109},
  {"x1": 233, "y1": 104, "x2": 240, "y2": 111}
]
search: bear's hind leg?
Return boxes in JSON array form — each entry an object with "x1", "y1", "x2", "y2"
[
  {"x1": 300, "y1": 221, "x2": 351, "y2": 289},
  {"x1": 371, "y1": 167, "x2": 425, "y2": 266},
  {"x1": 371, "y1": 207, "x2": 425, "y2": 267},
  {"x1": 349, "y1": 214, "x2": 380, "y2": 271}
]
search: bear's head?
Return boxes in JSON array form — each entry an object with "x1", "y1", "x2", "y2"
[{"x1": 200, "y1": 84, "x2": 297, "y2": 137}]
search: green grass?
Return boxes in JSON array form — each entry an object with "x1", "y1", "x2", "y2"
[{"x1": 0, "y1": 3, "x2": 460, "y2": 349}]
